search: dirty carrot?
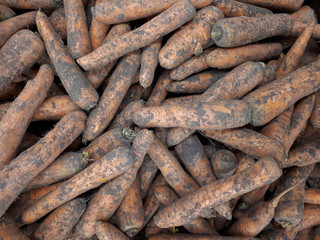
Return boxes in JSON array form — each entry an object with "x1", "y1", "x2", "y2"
[
  {"x1": 257, "y1": 59, "x2": 279, "y2": 87},
  {"x1": 83, "y1": 50, "x2": 140, "y2": 142},
  {"x1": 96, "y1": 221, "x2": 129, "y2": 240},
  {"x1": 290, "y1": 204, "x2": 320, "y2": 233},
  {"x1": 0, "y1": 110, "x2": 86, "y2": 217},
  {"x1": 159, "y1": 6, "x2": 223, "y2": 69},
  {"x1": 0, "y1": 215, "x2": 30, "y2": 240},
  {"x1": 21, "y1": 146, "x2": 135, "y2": 224},
  {"x1": 290, "y1": 6, "x2": 317, "y2": 23},
  {"x1": 310, "y1": 90, "x2": 320, "y2": 128},
  {"x1": 137, "y1": 156, "x2": 159, "y2": 198},
  {"x1": 0, "y1": 0, "x2": 61, "y2": 9},
  {"x1": 77, "y1": 0, "x2": 196, "y2": 70},
  {"x1": 305, "y1": 188, "x2": 320, "y2": 204},
  {"x1": 154, "y1": 155, "x2": 282, "y2": 228},
  {"x1": 0, "y1": 4, "x2": 15, "y2": 21},
  {"x1": 0, "y1": 64, "x2": 53, "y2": 169},
  {"x1": 210, "y1": 149, "x2": 238, "y2": 179},
  {"x1": 206, "y1": 43, "x2": 282, "y2": 69},
  {"x1": 33, "y1": 198, "x2": 86, "y2": 240},
  {"x1": 133, "y1": 100, "x2": 251, "y2": 130},
  {"x1": 119, "y1": 84, "x2": 146, "y2": 111},
  {"x1": 162, "y1": 95, "x2": 201, "y2": 106},
  {"x1": 151, "y1": 234, "x2": 259, "y2": 240},
  {"x1": 36, "y1": 11, "x2": 99, "y2": 111},
  {"x1": 140, "y1": 39, "x2": 162, "y2": 88},
  {"x1": 236, "y1": 0, "x2": 304, "y2": 11},
  {"x1": 166, "y1": 70, "x2": 228, "y2": 94},
  {"x1": 211, "y1": 14, "x2": 293, "y2": 47},
  {"x1": 50, "y1": 6, "x2": 67, "y2": 40}
]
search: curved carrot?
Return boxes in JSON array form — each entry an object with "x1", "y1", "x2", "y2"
[
  {"x1": 236, "y1": 0, "x2": 304, "y2": 11},
  {"x1": 96, "y1": 221, "x2": 129, "y2": 240},
  {"x1": 50, "y1": 6, "x2": 67, "y2": 41},
  {"x1": 0, "y1": 4, "x2": 15, "y2": 21},
  {"x1": 0, "y1": 0, "x2": 61, "y2": 9}
]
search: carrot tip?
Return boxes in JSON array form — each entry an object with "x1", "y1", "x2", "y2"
[
  {"x1": 211, "y1": 27, "x2": 222, "y2": 42},
  {"x1": 125, "y1": 228, "x2": 139, "y2": 237}
]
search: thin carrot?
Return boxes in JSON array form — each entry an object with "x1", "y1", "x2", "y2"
[
  {"x1": 96, "y1": 221, "x2": 129, "y2": 240},
  {"x1": 138, "y1": 156, "x2": 159, "y2": 198},
  {"x1": 0, "y1": 110, "x2": 86, "y2": 217},
  {"x1": 83, "y1": 50, "x2": 140, "y2": 143},
  {"x1": 33, "y1": 198, "x2": 86, "y2": 240},
  {"x1": 305, "y1": 188, "x2": 320, "y2": 204},
  {"x1": 159, "y1": 6, "x2": 223, "y2": 69},
  {"x1": 310, "y1": 90, "x2": 320, "y2": 128},
  {"x1": 210, "y1": 149, "x2": 238, "y2": 179},
  {"x1": 0, "y1": 0, "x2": 61, "y2": 9},
  {"x1": 77, "y1": 0, "x2": 196, "y2": 70},
  {"x1": 50, "y1": 6, "x2": 67, "y2": 41},
  {"x1": 0, "y1": 4, "x2": 15, "y2": 21},
  {"x1": 0, "y1": 215, "x2": 30, "y2": 240},
  {"x1": 236, "y1": 0, "x2": 304, "y2": 11}
]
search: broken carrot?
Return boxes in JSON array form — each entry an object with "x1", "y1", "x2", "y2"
[
  {"x1": 210, "y1": 149, "x2": 238, "y2": 179},
  {"x1": 96, "y1": 221, "x2": 129, "y2": 240},
  {"x1": 0, "y1": 4, "x2": 15, "y2": 21},
  {"x1": 50, "y1": 6, "x2": 67, "y2": 41}
]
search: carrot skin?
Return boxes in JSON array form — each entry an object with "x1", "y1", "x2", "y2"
[
  {"x1": 149, "y1": 234, "x2": 259, "y2": 240},
  {"x1": 96, "y1": 221, "x2": 129, "y2": 240},
  {"x1": 210, "y1": 149, "x2": 238, "y2": 179},
  {"x1": 0, "y1": 111, "x2": 86, "y2": 217},
  {"x1": 305, "y1": 188, "x2": 320, "y2": 204},
  {"x1": 310, "y1": 90, "x2": 320, "y2": 128},
  {"x1": 50, "y1": 6, "x2": 67, "y2": 40},
  {"x1": 236, "y1": 0, "x2": 304, "y2": 11},
  {"x1": 0, "y1": 0, "x2": 61, "y2": 9},
  {"x1": 77, "y1": 0, "x2": 196, "y2": 71},
  {"x1": 138, "y1": 156, "x2": 158, "y2": 198}
]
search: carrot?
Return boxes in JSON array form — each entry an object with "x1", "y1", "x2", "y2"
[
  {"x1": 159, "y1": 6, "x2": 223, "y2": 69},
  {"x1": 64, "y1": 0, "x2": 92, "y2": 59},
  {"x1": 277, "y1": 23, "x2": 315, "y2": 78},
  {"x1": 119, "y1": 84, "x2": 146, "y2": 111},
  {"x1": 16, "y1": 132, "x2": 40, "y2": 155},
  {"x1": 77, "y1": 0, "x2": 196, "y2": 71},
  {"x1": 290, "y1": 6, "x2": 317, "y2": 24},
  {"x1": 94, "y1": 0, "x2": 212, "y2": 25},
  {"x1": 0, "y1": 4, "x2": 15, "y2": 21},
  {"x1": 133, "y1": 100, "x2": 251, "y2": 130},
  {"x1": 236, "y1": 0, "x2": 304, "y2": 11},
  {"x1": 257, "y1": 60, "x2": 279, "y2": 87},
  {"x1": 26, "y1": 152, "x2": 90, "y2": 190},
  {"x1": 206, "y1": 43, "x2": 282, "y2": 69},
  {"x1": 149, "y1": 234, "x2": 260, "y2": 240},
  {"x1": 33, "y1": 198, "x2": 86, "y2": 240},
  {"x1": 212, "y1": 0, "x2": 272, "y2": 17},
  {"x1": 296, "y1": 228, "x2": 312, "y2": 240},
  {"x1": 0, "y1": 215, "x2": 30, "y2": 240},
  {"x1": 21, "y1": 146, "x2": 135, "y2": 224},
  {"x1": 0, "y1": 0, "x2": 61, "y2": 9},
  {"x1": 310, "y1": 90, "x2": 320, "y2": 128},
  {"x1": 36, "y1": 11, "x2": 99, "y2": 111},
  {"x1": 288, "y1": 21, "x2": 320, "y2": 39},
  {"x1": 166, "y1": 70, "x2": 228, "y2": 94},
  {"x1": 138, "y1": 156, "x2": 159, "y2": 198},
  {"x1": 260, "y1": 227, "x2": 297, "y2": 240},
  {"x1": 50, "y1": 6, "x2": 67, "y2": 41},
  {"x1": 0, "y1": 64, "x2": 53, "y2": 169},
  {"x1": 0, "y1": 110, "x2": 86, "y2": 217},
  {"x1": 154, "y1": 156, "x2": 282, "y2": 228},
  {"x1": 210, "y1": 149, "x2": 238, "y2": 179},
  {"x1": 167, "y1": 61, "x2": 265, "y2": 146},
  {"x1": 290, "y1": 204, "x2": 320, "y2": 233},
  {"x1": 169, "y1": 47, "x2": 213, "y2": 81},
  {"x1": 211, "y1": 14, "x2": 293, "y2": 47},
  {"x1": 86, "y1": 23, "x2": 131, "y2": 89},
  {"x1": 96, "y1": 221, "x2": 129, "y2": 240},
  {"x1": 140, "y1": 39, "x2": 162, "y2": 88},
  {"x1": 305, "y1": 188, "x2": 320, "y2": 204},
  {"x1": 162, "y1": 95, "x2": 201, "y2": 106},
  {"x1": 74, "y1": 129, "x2": 153, "y2": 238},
  {"x1": 83, "y1": 50, "x2": 140, "y2": 143}
]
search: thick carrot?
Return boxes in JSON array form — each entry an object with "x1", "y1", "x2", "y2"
[
  {"x1": 290, "y1": 6, "x2": 317, "y2": 24},
  {"x1": 0, "y1": 215, "x2": 30, "y2": 240},
  {"x1": 210, "y1": 149, "x2": 238, "y2": 179},
  {"x1": 77, "y1": 0, "x2": 196, "y2": 71},
  {"x1": 133, "y1": 100, "x2": 251, "y2": 130},
  {"x1": 138, "y1": 156, "x2": 159, "y2": 198},
  {"x1": 83, "y1": 50, "x2": 140, "y2": 143},
  {"x1": 140, "y1": 39, "x2": 162, "y2": 88},
  {"x1": 162, "y1": 95, "x2": 201, "y2": 106},
  {"x1": 0, "y1": 29, "x2": 44, "y2": 93},
  {"x1": 50, "y1": 6, "x2": 67, "y2": 41},
  {"x1": 21, "y1": 146, "x2": 135, "y2": 224},
  {"x1": 33, "y1": 198, "x2": 86, "y2": 240},
  {"x1": 96, "y1": 221, "x2": 129, "y2": 240},
  {"x1": 212, "y1": 0, "x2": 272, "y2": 17},
  {"x1": 310, "y1": 90, "x2": 320, "y2": 128},
  {"x1": 94, "y1": 0, "x2": 212, "y2": 25},
  {"x1": 167, "y1": 61, "x2": 265, "y2": 146},
  {"x1": 243, "y1": 60, "x2": 320, "y2": 127},
  {"x1": 0, "y1": 111, "x2": 86, "y2": 217},
  {"x1": 0, "y1": 4, "x2": 15, "y2": 21},
  {"x1": 154, "y1": 156, "x2": 282, "y2": 228},
  {"x1": 0, "y1": 64, "x2": 53, "y2": 169},
  {"x1": 203, "y1": 128, "x2": 286, "y2": 162},
  {"x1": 26, "y1": 152, "x2": 89, "y2": 190},
  {"x1": 305, "y1": 188, "x2": 320, "y2": 204},
  {"x1": 86, "y1": 23, "x2": 131, "y2": 89},
  {"x1": 211, "y1": 14, "x2": 293, "y2": 47},
  {"x1": 0, "y1": 0, "x2": 61, "y2": 9},
  {"x1": 206, "y1": 43, "x2": 282, "y2": 69},
  {"x1": 64, "y1": 0, "x2": 92, "y2": 59},
  {"x1": 166, "y1": 70, "x2": 228, "y2": 94},
  {"x1": 169, "y1": 47, "x2": 213, "y2": 81},
  {"x1": 36, "y1": 11, "x2": 99, "y2": 111},
  {"x1": 159, "y1": 6, "x2": 223, "y2": 69},
  {"x1": 236, "y1": 0, "x2": 304, "y2": 11},
  {"x1": 277, "y1": 23, "x2": 315, "y2": 78},
  {"x1": 149, "y1": 234, "x2": 259, "y2": 240}
]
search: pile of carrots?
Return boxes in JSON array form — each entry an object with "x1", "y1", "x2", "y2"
[{"x1": 1, "y1": 0, "x2": 320, "y2": 239}]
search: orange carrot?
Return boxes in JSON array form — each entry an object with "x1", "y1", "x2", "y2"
[
  {"x1": 0, "y1": 0, "x2": 61, "y2": 9},
  {"x1": 291, "y1": 204, "x2": 320, "y2": 233},
  {"x1": 0, "y1": 111, "x2": 86, "y2": 217},
  {"x1": 162, "y1": 95, "x2": 201, "y2": 106},
  {"x1": 137, "y1": 156, "x2": 159, "y2": 198},
  {"x1": 236, "y1": 0, "x2": 304, "y2": 11},
  {"x1": 0, "y1": 215, "x2": 30, "y2": 240},
  {"x1": 0, "y1": 4, "x2": 15, "y2": 21},
  {"x1": 77, "y1": 0, "x2": 196, "y2": 70},
  {"x1": 50, "y1": 6, "x2": 67, "y2": 40},
  {"x1": 96, "y1": 221, "x2": 129, "y2": 240},
  {"x1": 310, "y1": 90, "x2": 320, "y2": 128},
  {"x1": 305, "y1": 188, "x2": 320, "y2": 204},
  {"x1": 149, "y1": 234, "x2": 260, "y2": 240},
  {"x1": 210, "y1": 149, "x2": 238, "y2": 179},
  {"x1": 290, "y1": 6, "x2": 317, "y2": 24},
  {"x1": 257, "y1": 59, "x2": 279, "y2": 87},
  {"x1": 119, "y1": 84, "x2": 146, "y2": 111}
]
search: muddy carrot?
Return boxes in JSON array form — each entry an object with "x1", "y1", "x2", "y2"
[
  {"x1": 206, "y1": 43, "x2": 282, "y2": 69},
  {"x1": 21, "y1": 146, "x2": 135, "y2": 224},
  {"x1": 167, "y1": 61, "x2": 265, "y2": 146},
  {"x1": 133, "y1": 100, "x2": 251, "y2": 130},
  {"x1": 137, "y1": 156, "x2": 159, "y2": 198},
  {"x1": 83, "y1": 50, "x2": 140, "y2": 143},
  {"x1": 77, "y1": 0, "x2": 196, "y2": 71},
  {"x1": 154, "y1": 155, "x2": 282, "y2": 228},
  {"x1": 0, "y1": 215, "x2": 30, "y2": 240},
  {"x1": 212, "y1": 0, "x2": 272, "y2": 17},
  {"x1": 162, "y1": 95, "x2": 201, "y2": 106},
  {"x1": 36, "y1": 11, "x2": 99, "y2": 111},
  {"x1": 243, "y1": 59, "x2": 320, "y2": 127},
  {"x1": 291, "y1": 6, "x2": 317, "y2": 23},
  {"x1": 211, "y1": 149, "x2": 238, "y2": 179},
  {"x1": 211, "y1": 14, "x2": 293, "y2": 47},
  {"x1": 33, "y1": 198, "x2": 86, "y2": 240},
  {"x1": 64, "y1": 0, "x2": 92, "y2": 59},
  {"x1": 159, "y1": 6, "x2": 223, "y2": 69},
  {"x1": 305, "y1": 188, "x2": 320, "y2": 204},
  {"x1": 170, "y1": 47, "x2": 213, "y2": 81},
  {"x1": 0, "y1": 4, "x2": 15, "y2": 21},
  {"x1": 50, "y1": 6, "x2": 67, "y2": 41},
  {"x1": 236, "y1": 0, "x2": 304, "y2": 11},
  {"x1": 119, "y1": 84, "x2": 145, "y2": 111},
  {"x1": 150, "y1": 234, "x2": 259, "y2": 240},
  {"x1": 94, "y1": 0, "x2": 212, "y2": 25},
  {"x1": 257, "y1": 60, "x2": 279, "y2": 87},
  {"x1": 26, "y1": 152, "x2": 89, "y2": 190},
  {"x1": 166, "y1": 70, "x2": 228, "y2": 94},
  {"x1": 289, "y1": 204, "x2": 320, "y2": 233},
  {"x1": 96, "y1": 221, "x2": 129, "y2": 240},
  {"x1": 0, "y1": 111, "x2": 86, "y2": 217},
  {"x1": 0, "y1": 0, "x2": 61, "y2": 9},
  {"x1": 0, "y1": 64, "x2": 53, "y2": 169},
  {"x1": 310, "y1": 91, "x2": 320, "y2": 128},
  {"x1": 140, "y1": 39, "x2": 162, "y2": 88},
  {"x1": 16, "y1": 132, "x2": 40, "y2": 154}
]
